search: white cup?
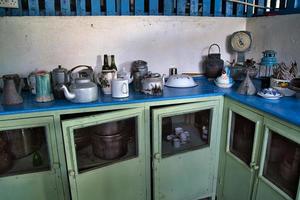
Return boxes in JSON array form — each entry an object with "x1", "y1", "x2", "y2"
[{"x1": 112, "y1": 78, "x2": 129, "y2": 98}]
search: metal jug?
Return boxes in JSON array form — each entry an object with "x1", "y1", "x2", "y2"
[
  {"x1": 35, "y1": 71, "x2": 54, "y2": 103},
  {"x1": 1, "y1": 74, "x2": 23, "y2": 105},
  {"x1": 204, "y1": 44, "x2": 224, "y2": 78}
]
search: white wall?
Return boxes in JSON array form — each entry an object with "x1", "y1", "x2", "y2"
[
  {"x1": 246, "y1": 14, "x2": 300, "y2": 72},
  {"x1": 0, "y1": 16, "x2": 246, "y2": 76}
]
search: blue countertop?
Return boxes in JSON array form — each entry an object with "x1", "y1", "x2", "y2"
[{"x1": 0, "y1": 77, "x2": 299, "y2": 127}]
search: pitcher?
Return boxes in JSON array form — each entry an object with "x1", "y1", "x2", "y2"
[
  {"x1": 2, "y1": 74, "x2": 23, "y2": 105},
  {"x1": 35, "y1": 71, "x2": 54, "y2": 102}
]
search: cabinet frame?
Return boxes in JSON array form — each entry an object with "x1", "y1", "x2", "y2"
[
  {"x1": 0, "y1": 116, "x2": 63, "y2": 200},
  {"x1": 152, "y1": 100, "x2": 221, "y2": 200},
  {"x1": 61, "y1": 107, "x2": 148, "y2": 200},
  {"x1": 256, "y1": 118, "x2": 300, "y2": 200}
]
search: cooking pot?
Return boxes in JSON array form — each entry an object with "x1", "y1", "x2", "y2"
[
  {"x1": 91, "y1": 132, "x2": 128, "y2": 160},
  {"x1": 61, "y1": 78, "x2": 98, "y2": 103},
  {"x1": 0, "y1": 136, "x2": 13, "y2": 174},
  {"x1": 2, "y1": 128, "x2": 43, "y2": 159},
  {"x1": 141, "y1": 73, "x2": 165, "y2": 95},
  {"x1": 93, "y1": 121, "x2": 125, "y2": 136}
]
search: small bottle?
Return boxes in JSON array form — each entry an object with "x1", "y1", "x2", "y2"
[
  {"x1": 102, "y1": 55, "x2": 110, "y2": 70},
  {"x1": 110, "y1": 55, "x2": 118, "y2": 71}
]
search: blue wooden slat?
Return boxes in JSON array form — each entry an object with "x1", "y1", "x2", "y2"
[
  {"x1": 116, "y1": 0, "x2": 121, "y2": 14},
  {"x1": 202, "y1": 0, "x2": 211, "y2": 16},
  {"x1": 121, "y1": 0, "x2": 130, "y2": 15},
  {"x1": 270, "y1": 0, "x2": 277, "y2": 9},
  {"x1": 164, "y1": 0, "x2": 173, "y2": 15},
  {"x1": 45, "y1": 0, "x2": 55, "y2": 15},
  {"x1": 177, "y1": 0, "x2": 186, "y2": 15},
  {"x1": 190, "y1": 0, "x2": 199, "y2": 16},
  {"x1": 247, "y1": 0, "x2": 254, "y2": 16},
  {"x1": 11, "y1": 0, "x2": 23, "y2": 16},
  {"x1": 28, "y1": 0, "x2": 40, "y2": 15},
  {"x1": 225, "y1": 1, "x2": 233, "y2": 16},
  {"x1": 76, "y1": 0, "x2": 86, "y2": 15},
  {"x1": 214, "y1": 0, "x2": 222, "y2": 16},
  {"x1": 106, "y1": 0, "x2": 116, "y2": 15},
  {"x1": 256, "y1": 0, "x2": 265, "y2": 15},
  {"x1": 60, "y1": 0, "x2": 71, "y2": 15},
  {"x1": 149, "y1": 0, "x2": 159, "y2": 15},
  {"x1": 91, "y1": 0, "x2": 101, "y2": 15},
  {"x1": 287, "y1": 0, "x2": 296, "y2": 8},
  {"x1": 279, "y1": 0, "x2": 286, "y2": 9},
  {"x1": 135, "y1": 0, "x2": 144, "y2": 15},
  {"x1": 236, "y1": 1, "x2": 245, "y2": 16},
  {"x1": 0, "y1": 8, "x2": 6, "y2": 16}
]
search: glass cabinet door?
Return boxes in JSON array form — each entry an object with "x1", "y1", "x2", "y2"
[
  {"x1": 222, "y1": 103, "x2": 263, "y2": 200},
  {"x1": 62, "y1": 108, "x2": 146, "y2": 200},
  {"x1": 0, "y1": 117, "x2": 62, "y2": 200},
  {"x1": 256, "y1": 119, "x2": 300, "y2": 200},
  {"x1": 152, "y1": 101, "x2": 220, "y2": 200}
]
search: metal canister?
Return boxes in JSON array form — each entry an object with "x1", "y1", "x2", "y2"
[{"x1": 132, "y1": 60, "x2": 148, "y2": 92}]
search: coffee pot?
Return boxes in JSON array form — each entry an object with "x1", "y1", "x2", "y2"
[
  {"x1": 51, "y1": 65, "x2": 69, "y2": 99},
  {"x1": 1, "y1": 74, "x2": 23, "y2": 105},
  {"x1": 132, "y1": 60, "x2": 148, "y2": 92}
]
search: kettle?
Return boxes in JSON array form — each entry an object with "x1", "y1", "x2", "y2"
[
  {"x1": 69, "y1": 65, "x2": 94, "y2": 83},
  {"x1": 60, "y1": 78, "x2": 98, "y2": 103},
  {"x1": 204, "y1": 44, "x2": 224, "y2": 78},
  {"x1": 1, "y1": 74, "x2": 23, "y2": 105}
]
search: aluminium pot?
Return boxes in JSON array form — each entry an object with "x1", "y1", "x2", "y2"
[
  {"x1": 91, "y1": 132, "x2": 127, "y2": 160},
  {"x1": 2, "y1": 128, "x2": 42, "y2": 159},
  {"x1": 94, "y1": 121, "x2": 125, "y2": 136}
]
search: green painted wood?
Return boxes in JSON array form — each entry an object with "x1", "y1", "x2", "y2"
[
  {"x1": 152, "y1": 101, "x2": 220, "y2": 200},
  {"x1": 255, "y1": 180, "x2": 288, "y2": 200},
  {"x1": 62, "y1": 108, "x2": 147, "y2": 200},
  {"x1": 256, "y1": 117, "x2": 300, "y2": 200},
  {"x1": 221, "y1": 102, "x2": 263, "y2": 200},
  {"x1": 0, "y1": 117, "x2": 63, "y2": 200}
]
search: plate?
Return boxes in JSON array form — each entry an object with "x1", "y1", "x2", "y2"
[
  {"x1": 214, "y1": 80, "x2": 234, "y2": 88},
  {"x1": 257, "y1": 91, "x2": 283, "y2": 100}
]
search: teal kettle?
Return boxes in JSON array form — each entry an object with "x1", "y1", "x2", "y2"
[{"x1": 35, "y1": 71, "x2": 54, "y2": 102}]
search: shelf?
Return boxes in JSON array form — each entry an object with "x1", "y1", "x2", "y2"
[
  {"x1": 162, "y1": 123, "x2": 209, "y2": 158},
  {"x1": 0, "y1": 144, "x2": 50, "y2": 177}
]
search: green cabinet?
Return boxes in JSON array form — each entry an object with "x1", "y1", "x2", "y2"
[
  {"x1": 0, "y1": 116, "x2": 64, "y2": 200},
  {"x1": 151, "y1": 100, "x2": 222, "y2": 200},
  {"x1": 255, "y1": 118, "x2": 300, "y2": 200},
  {"x1": 219, "y1": 99, "x2": 300, "y2": 200},
  {"x1": 61, "y1": 107, "x2": 148, "y2": 200}
]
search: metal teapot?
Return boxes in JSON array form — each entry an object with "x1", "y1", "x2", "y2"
[
  {"x1": 60, "y1": 77, "x2": 98, "y2": 103},
  {"x1": 1, "y1": 74, "x2": 23, "y2": 105}
]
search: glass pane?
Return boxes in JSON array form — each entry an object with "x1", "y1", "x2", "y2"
[
  {"x1": 0, "y1": 127, "x2": 50, "y2": 177},
  {"x1": 229, "y1": 112, "x2": 255, "y2": 166},
  {"x1": 263, "y1": 131, "x2": 300, "y2": 199},
  {"x1": 74, "y1": 117, "x2": 138, "y2": 173},
  {"x1": 161, "y1": 109, "x2": 211, "y2": 157}
]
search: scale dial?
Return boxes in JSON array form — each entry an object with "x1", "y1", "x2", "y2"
[{"x1": 230, "y1": 31, "x2": 252, "y2": 53}]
